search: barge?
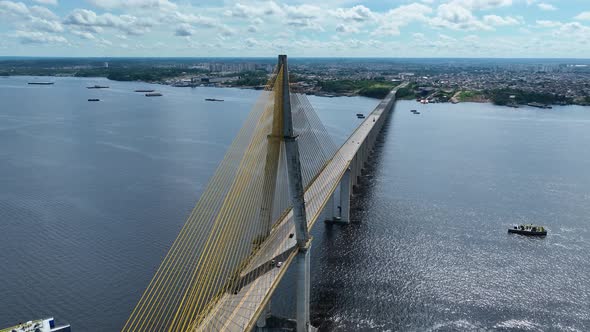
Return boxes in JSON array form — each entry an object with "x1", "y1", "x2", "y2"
[
  {"x1": 508, "y1": 224, "x2": 547, "y2": 236},
  {"x1": 1, "y1": 317, "x2": 70, "y2": 332}
]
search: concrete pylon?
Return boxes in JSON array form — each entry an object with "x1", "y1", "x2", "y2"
[
  {"x1": 339, "y1": 168, "x2": 351, "y2": 223},
  {"x1": 278, "y1": 54, "x2": 313, "y2": 332}
]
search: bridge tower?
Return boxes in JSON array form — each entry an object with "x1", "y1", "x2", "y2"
[
  {"x1": 279, "y1": 54, "x2": 313, "y2": 332},
  {"x1": 257, "y1": 55, "x2": 313, "y2": 332}
]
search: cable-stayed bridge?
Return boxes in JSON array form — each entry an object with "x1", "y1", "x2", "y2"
[{"x1": 122, "y1": 55, "x2": 404, "y2": 332}]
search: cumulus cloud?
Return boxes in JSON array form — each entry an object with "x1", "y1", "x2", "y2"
[
  {"x1": 0, "y1": 0, "x2": 29, "y2": 16},
  {"x1": 71, "y1": 29, "x2": 96, "y2": 40},
  {"x1": 332, "y1": 5, "x2": 374, "y2": 22},
  {"x1": 64, "y1": 9, "x2": 154, "y2": 35},
  {"x1": 30, "y1": 5, "x2": 58, "y2": 19},
  {"x1": 227, "y1": 1, "x2": 281, "y2": 18},
  {"x1": 430, "y1": 2, "x2": 491, "y2": 31},
  {"x1": 483, "y1": 15, "x2": 522, "y2": 26},
  {"x1": 536, "y1": 20, "x2": 561, "y2": 28},
  {"x1": 453, "y1": 0, "x2": 513, "y2": 10},
  {"x1": 32, "y1": 0, "x2": 57, "y2": 5},
  {"x1": 86, "y1": 0, "x2": 176, "y2": 11},
  {"x1": 172, "y1": 12, "x2": 219, "y2": 28},
  {"x1": 336, "y1": 24, "x2": 360, "y2": 34},
  {"x1": 30, "y1": 16, "x2": 64, "y2": 32},
  {"x1": 174, "y1": 23, "x2": 194, "y2": 36},
  {"x1": 373, "y1": 3, "x2": 433, "y2": 35},
  {"x1": 574, "y1": 11, "x2": 590, "y2": 21},
  {"x1": 537, "y1": 3, "x2": 556, "y2": 11},
  {"x1": 14, "y1": 30, "x2": 68, "y2": 44}
]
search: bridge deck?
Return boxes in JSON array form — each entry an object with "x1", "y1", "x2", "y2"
[{"x1": 196, "y1": 88, "x2": 399, "y2": 331}]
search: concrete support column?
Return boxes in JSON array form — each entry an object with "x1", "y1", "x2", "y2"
[
  {"x1": 339, "y1": 168, "x2": 351, "y2": 223},
  {"x1": 322, "y1": 193, "x2": 335, "y2": 222},
  {"x1": 296, "y1": 244, "x2": 311, "y2": 332},
  {"x1": 255, "y1": 301, "x2": 271, "y2": 330}
]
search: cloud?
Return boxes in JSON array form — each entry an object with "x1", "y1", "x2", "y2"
[
  {"x1": 172, "y1": 12, "x2": 219, "y2": 28},
  {"x1": 430, "y1": 2, "x2": 490, "y2": 31},
  {"x1": 30, "y1": 16, "x2": 64, "y2": 32},
  {"x1": 86, "y1": 0, "x2": 176, "y2": 11},
  {"x1": 64, "y1": 9, "x2": 154, "y2": 35},
  {"x1": 30, "y1": 5, "x2": 58, "y2": 19},
  {"x1": 537, "y1": 3, "x2": 556, "y2": 11},
  {"x1": 332, "y1": 5, "x2": 374, "y2": 22},
  {"x1": 174, "y1": 23, "x2": 193, "y2": 36},
  {"x1": 227, "y1": 1, "x2": 281, "y2": 18},
  {"x1": 71, "y1": 29, "x2": 96, "y2": 40},
  {"x1": 535, "y1": 20, "x2": 561, "y2": 28},
  {"x1": 336, "y1": 24, "x2": 360, "y2": 34},
  {"x1": 32, "y1": 0, "x2": 57, "y2": 5},
  {"x1": 450, "y1": 0, "x2": 513, "y2": 10},
  {"x1": 483, "y1": 15, "x2": 522, "y2": 26},
  {"x1": 574, "y1": 12, "x2": 590, "y2": 21},
  {"x1": 373, "y1": 3, "x2": 433, "y2": 36},
  {"x1": 0, "y1": 0, "x2": 29, "y2": 16},
  {"x1": 284, "y1": 4, "x2": 323, "y2": 30},
  {"x1": 14, "y1": 30, "x2": 68, "y2": 44}
]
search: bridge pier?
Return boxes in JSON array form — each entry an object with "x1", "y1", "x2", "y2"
[
  {"x1": 323, "y1": 168, "x2": 351, "y2": 224},
  {"x1": 296, "y1": 243, "x2": 312, "y2": 332},
  {"x1": 339, "y1": 168, "x2": 351, "y2": 223},
  {"x1": 255, "y1": 302, "x2": 271, "y2": 330}
]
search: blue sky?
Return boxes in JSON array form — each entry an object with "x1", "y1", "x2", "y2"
[{"x1": 0, "y1": 0, "x2": 589, "y2": 57}]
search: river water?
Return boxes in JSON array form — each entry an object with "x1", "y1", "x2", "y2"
[{"x1": 1, "y1": 76, "x2": 589, "y2": 331}]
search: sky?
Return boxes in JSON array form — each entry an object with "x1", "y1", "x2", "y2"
[{"x1": 0, "y1": 0, "x2": 589, "y2": 58}]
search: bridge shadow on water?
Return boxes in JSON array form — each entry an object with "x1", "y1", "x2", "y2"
[
  {"x1": 268, "y1": 109, "x2": 396, "y2": 331},
  {"x1": 310, "y1": 110, "x2": 395, "y2": 331}
]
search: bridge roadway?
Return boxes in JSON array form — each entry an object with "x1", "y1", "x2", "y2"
[{"x1": 196, "y1": 86, "x2": 401, "y2": 331}]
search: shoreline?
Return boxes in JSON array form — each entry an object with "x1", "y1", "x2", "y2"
[{"x1": 9, "y1": 75, "x2": 590, "y2": 107}]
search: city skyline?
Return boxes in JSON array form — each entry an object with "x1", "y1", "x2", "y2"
[{"x1": 0, "y1": 0, "x2": 589, "y2": 58}]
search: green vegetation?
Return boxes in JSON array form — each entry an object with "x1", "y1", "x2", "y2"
[
  {"x1": 395, "y1": 82, "x2": 418, "y2": 99},
  {"x1": 234, "y1": 70, "x2": 269, "y2": 86},
  {"x1": 318, "y1": 79, "x2": 397, "y2": 98},
  {"x1": 0, "y1": 66, "x2": 208, "y2": 82},
  {"x1": 457, "y1": 90, "x2": 486, "y2": 102},
  {"x1": 487, "y1": 88, "x2": 570, "y2": 106}
]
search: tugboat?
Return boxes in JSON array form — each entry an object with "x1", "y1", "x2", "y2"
[{"x1": 508, "y1": 224, "x2": 547, "y2": 236}]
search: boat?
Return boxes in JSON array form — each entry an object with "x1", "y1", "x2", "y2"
[
  {"x1": 410, "y1": 109, "x2": 417, "y2": 112},
  {"x1": 413, "y1": 111, "x2": 421, "y2": 114},
  {"x1": 1, "y1": 317, "x2": 71, "y2": 332},
  {"x1": 205, "y1": 98, "x2": 224, "y2": 102},
  {"x1": 146, "y1": 92, "x2": 163, "y2": 97},
  {"x1": 527, "y1": 102, "x2": 552, "y2": 109},
  {"x1": 88, "y1": 98, "x2": 100, "y2": 102},
  {"x1": 28, "y1": 82, "x2": 54, "y2": 85},
  {"x1": 87, "y1": 85, "x2": 109, "y2": 89},
  {"x1": 508, "y1": 224, "x2": 547, "y2": 236},
  {"x1": 356, "y1": 113, "x2": 365, "y2": 119},
  {"x1": 135, "y1": 89, "x2": 155, "y2": 93}
]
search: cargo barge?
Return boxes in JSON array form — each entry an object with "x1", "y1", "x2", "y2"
[{"x1": 1, "y1": 317, "x2": 70, "y2": 332}]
